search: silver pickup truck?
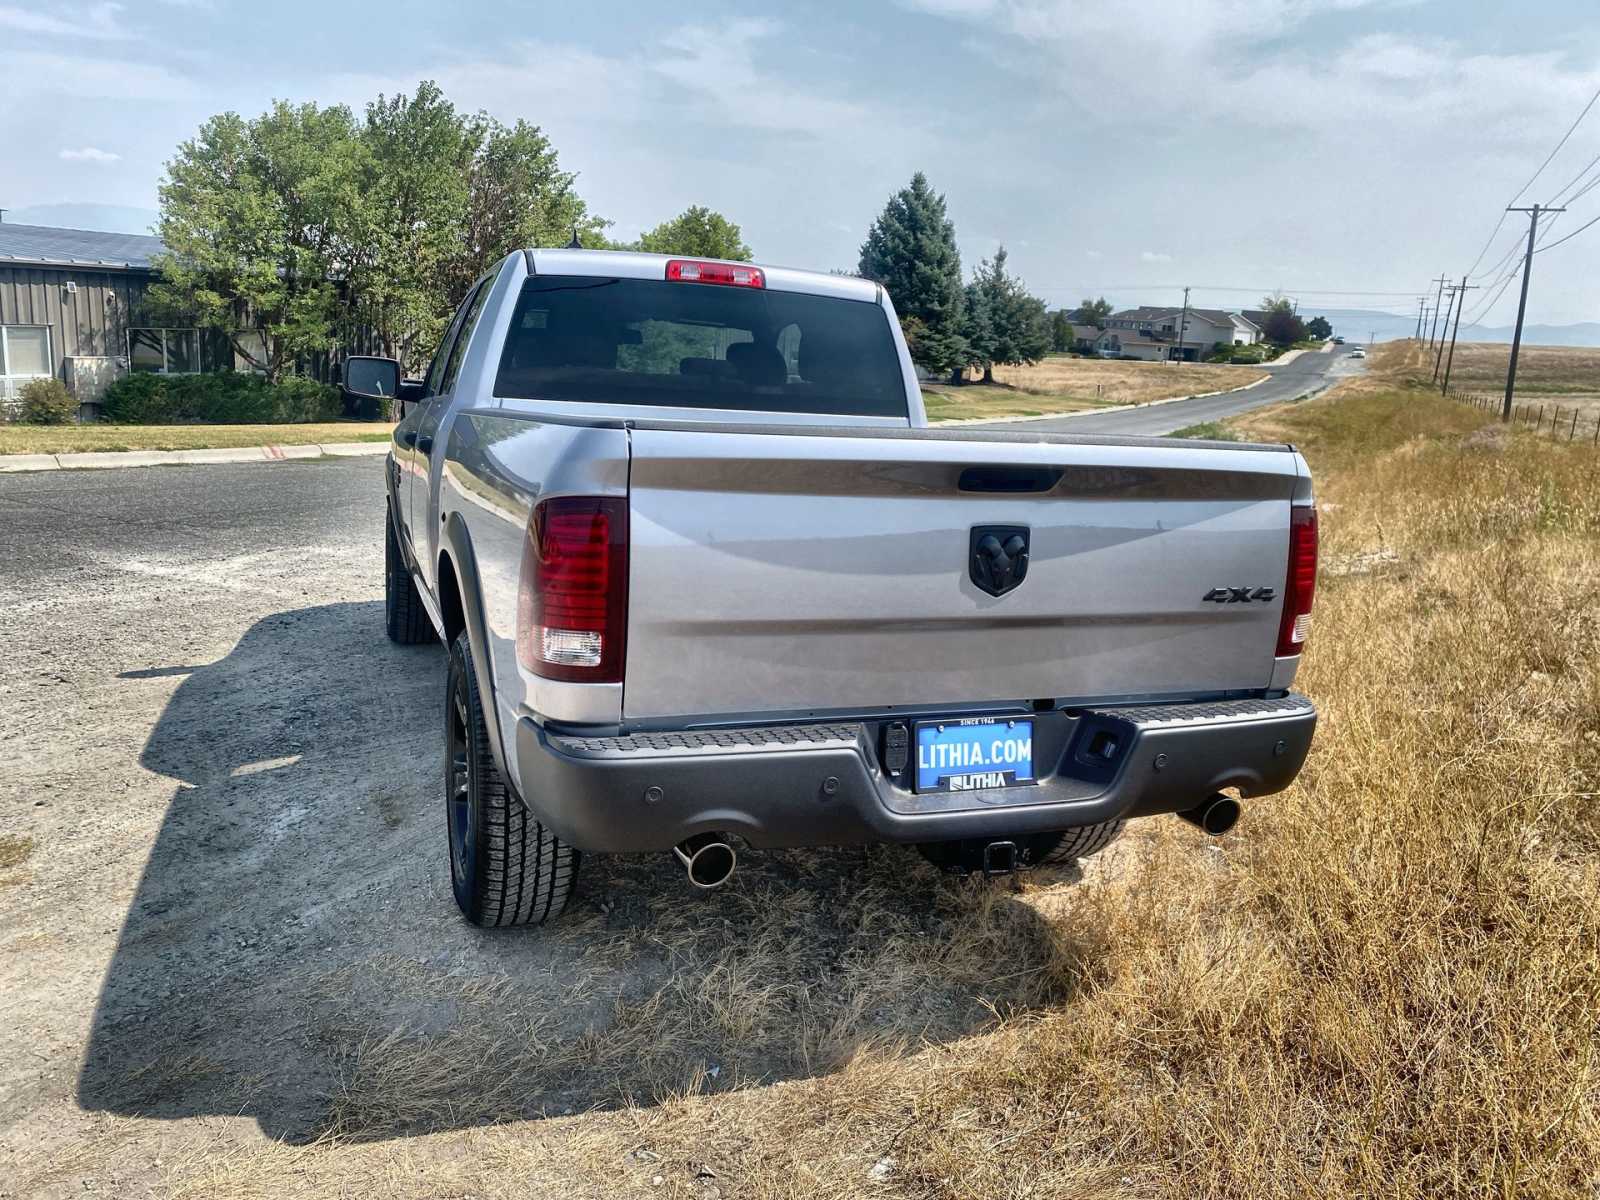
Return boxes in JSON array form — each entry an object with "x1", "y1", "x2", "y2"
[{"x1": 357, "y1": 248, "x2": 1319, "y2": 928}]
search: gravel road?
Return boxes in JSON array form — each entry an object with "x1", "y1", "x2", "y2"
[{"x1": 0, "y1": 457, "x2": 1103, "y2": 1196}]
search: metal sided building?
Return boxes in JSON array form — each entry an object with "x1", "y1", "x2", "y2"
[{"x1": 0, "y1": 222, "x2": 172, "y2": 407}]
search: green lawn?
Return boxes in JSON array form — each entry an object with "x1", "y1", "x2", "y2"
[{"x1": 0, "y1": 421, "x2": 393, "y2": 455}]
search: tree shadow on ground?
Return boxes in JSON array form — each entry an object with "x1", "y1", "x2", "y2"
[{"x1": 78, "y1": 602, "x2": 1101, "y2": 1144}]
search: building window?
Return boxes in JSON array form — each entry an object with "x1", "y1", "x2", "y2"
[
  {"x1": 130, "y1": 328, "x2": 199, "y2": 374},
  {"x1": 232, "y1": 330, "x2": 268, "y2": 374},
  {"x1": 0, "y1": 325, "x2": 52, "y2": 400}
]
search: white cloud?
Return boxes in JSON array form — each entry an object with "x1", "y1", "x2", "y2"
[
  {"x1": 1084, "y1": 249, "x2": 1104, "y2": 260},
  {"x1": 893, "y1": 0, "x2": 1600, "y2": 154},
  {"x1": 1141, "y1": 251, "x2": 1173, "y2": 263},
  {"x1": 59, "y1": 146, "x2": 121, "y2": 162},
  {"x1": 330, "y1": 19, "x2": 898, "y2": 143},
  {"x1": 0, "y1": 2, "x2": 128, "y2": 39},
  {"x1": 6, "y1": 51, "x2": 198, "y2": 100}
]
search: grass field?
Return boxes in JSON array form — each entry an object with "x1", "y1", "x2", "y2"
[
  {"x1": 0, "y1": 421, "x2": 393, "y2": 454},
  {"x1": 1434, "y1": 340, "x2": 1600, "y2": 395},
  {"x1": 924, "y1": 355, "x2": 1265, "y2": 422},
  {"x1": 112, "y1": 357, "x2": 1600, "y2": 1197}
]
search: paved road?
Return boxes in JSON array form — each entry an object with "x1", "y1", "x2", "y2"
[{"x1": 980, "y1": 346, "x2": 1363, "y2": 437}]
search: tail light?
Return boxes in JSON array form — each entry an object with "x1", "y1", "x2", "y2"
[
  {"x1": 665, "y1": 259, "x2": 765, "y2": 288},
  {"x1": 1275, "y1": 504, "x2": 1318, "y2": 657},
  {"x1": 517, "y1": 496, "x2": 628, "y2": 683}
]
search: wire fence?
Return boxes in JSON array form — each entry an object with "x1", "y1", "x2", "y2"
[{"x1": 1444, "y1": 386, "x2": 1600, "y2": 446}]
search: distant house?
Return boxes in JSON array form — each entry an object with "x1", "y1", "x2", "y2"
[
  {"x1": 0, "y1": 222, "x2": 260, "y2": 408},
  {"x1": 1068, "y1": 323, "x2": 1102, "y2": 352},
  {"x1": 1097, "y1": 305, "x2": 1260, "y2": 361}
]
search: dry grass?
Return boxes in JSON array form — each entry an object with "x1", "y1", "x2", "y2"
[
  {"x1": 1434, "y1": 340, "x2": 1600, "y2": 399},
  {"x1": 0, "y1": 421, "x2": 392, "y2": 454},
  {"x1": 923, "y1": 355, "x2": 1264, "y2": 422},
  {"x1": 139, "y1": 361, "x2": 1600, "y2": 1198},
  {"x1": 0, "y1": 835, "x2": 34, "y2": 869}
]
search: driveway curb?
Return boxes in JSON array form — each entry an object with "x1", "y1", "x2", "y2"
[{"x1": 0, "y1": 440, "x2": 388, "y2": 473}]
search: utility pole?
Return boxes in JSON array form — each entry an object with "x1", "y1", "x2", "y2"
[
  {"x1": 1415, "y1": 296, "x2": 1427, "y2": 340},
  {"x1": 1441, "y1": 276, "x2": 1478, "y2": 395},
  {"x1": 1427, "y1": 274, "x2": 1449, "y2": 348},
  {"x1": 1432, "y1": 284, "x2": 1458, "y2": 382},
  {"x1": 1502, "y1": 203, "x2": 1565, "y2": 421},
  {"x1": 1175, "y1": 285, "x2": 1191, "y2": 362}
]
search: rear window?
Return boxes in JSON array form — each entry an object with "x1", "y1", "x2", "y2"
[{"x1": 493, "y1": 275, "x2": 907, "y2": 417}]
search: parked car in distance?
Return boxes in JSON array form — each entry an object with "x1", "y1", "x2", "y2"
[{"x1": 351, "y1": 248, "x2": 1321, "y2": 927}]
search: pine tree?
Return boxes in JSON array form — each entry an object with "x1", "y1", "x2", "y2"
[
  {"x1": 961, "y1": 277, "x2": 996, "y2": 380},
  {"x1": 965, "y1": 246, "x2": 1053, "y2": 381},
  {"x1": 858, "y1": 172, "x2": 966, "y2": 377}
]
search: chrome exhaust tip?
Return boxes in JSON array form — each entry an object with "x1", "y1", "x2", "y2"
[
  {"x1": 673, "y1": 833, "x2": 737, "y2": 889},
  {"x1": 1178, "y1": 793, "x2": 1242, "y2": 836}
]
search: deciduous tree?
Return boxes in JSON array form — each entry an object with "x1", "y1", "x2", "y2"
[
  {"x1": 1258, "y1": 295, "x2": 1308, "y2": 346},
  {"x1": 151, "y1": 101, "x2": 365, "y2": 380},
  {"x1": 1070, "y1": 297, "x2": 1113, "y2": 329},
  {"x1": 634, "y1": 206, "x2": 752, "y2": 260},
  {"x1": 349, "y1": 82, "x2": 475, "y2": 365}
]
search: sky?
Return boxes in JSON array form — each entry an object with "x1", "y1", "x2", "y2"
[{"x1": 4, "y1": 0, "x2": 1600, "y2": 327}]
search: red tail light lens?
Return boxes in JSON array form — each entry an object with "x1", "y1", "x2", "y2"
[
  {"x1": 517, "y1": 496, "x2": 628, "y2": 683},
  {"x1": 665, "y1": 259, "x2": 766, "y2": 289},
  {"x1": 1276, "y1": 504, "x2": 1318, "y2": 657}
]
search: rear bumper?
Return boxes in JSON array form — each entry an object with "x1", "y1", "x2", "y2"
[{"x1": 514, "y1": 694, "x2": 1317, "y2": 853}]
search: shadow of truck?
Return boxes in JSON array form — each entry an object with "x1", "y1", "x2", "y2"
[{"x1": 79, "y1": 601, "x2": 1092, "y2": 1144}]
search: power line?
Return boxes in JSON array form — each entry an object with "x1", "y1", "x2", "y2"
[
  {"x1": 1033, "y1": 283, "x2": 1425, "y2": 297},
  {"x1": 1463, "y1": 79, "x2": 1600, "y2": 274},
  {"x1": 1535, "y1": 208, "x2": 1600, "y2": 253},
  {"x1": 1427, "y1": 274, "x2": 1449, "y2": 349},
  {"x1": 1440, "y1": 276, "x2": 1479, "y2": 394},
  {"x1": 1472, "y1": 204, "x2": 1569, "y2": 289},
  {"x1": 1507, "y1": 82, "x2": 1600, "y2": 205},
  {"x1": 1549, "y1": 147, "x2": 1600, "y2": 204},
  {"x1": 1460, "y1": 260, "x2": 1524, "y2": 327},
  {"x1": 1501, "y1": 204, "x2": 1565, "y2": 421}
]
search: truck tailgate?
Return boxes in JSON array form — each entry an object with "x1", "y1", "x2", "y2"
[{"x1": 623, "y1": 427, "x2": 1302, "y2": 722}]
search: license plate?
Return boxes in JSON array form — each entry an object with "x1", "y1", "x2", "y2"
[{"x1": 914, "y1": 717, "x2": 1035, "y2": 794}]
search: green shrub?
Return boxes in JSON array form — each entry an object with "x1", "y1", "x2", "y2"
[
  {"x1": 98, "y1": 372, "x2": 168, "y2": 423},
  {"x1": 16, "y1": 378, "x2": 78, "y2": 424},
  {"x1": 100, "y1": 371, "x2": 341, "y2": 424}
]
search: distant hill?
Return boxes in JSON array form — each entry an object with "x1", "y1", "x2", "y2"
[{"x1": 1307, "y1": 307, "x2": 1600, "y2": 347}]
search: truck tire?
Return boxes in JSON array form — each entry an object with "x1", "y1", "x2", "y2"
[
  {"x1": 386, "y1": 508, "x2": 437, "y2": 645},
  {"x1": 445, "y1": 630, "x2": 580, "y2": 926},
  {"x1": 1025, "y1": 820, "x2": 1125, "y2": 866}
]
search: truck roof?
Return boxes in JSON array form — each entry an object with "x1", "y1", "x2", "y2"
[{"x1": 524, "y1": 247, "x2": 882, "y2": 304}]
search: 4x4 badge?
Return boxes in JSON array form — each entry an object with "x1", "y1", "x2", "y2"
[{"x1": 1203, "y1": 586, "x2": 1276, "y2": 603}]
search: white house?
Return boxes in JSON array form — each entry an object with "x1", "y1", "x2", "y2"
[{"x1": 1097, "y1": 306, "x2": 1261, "y2": 361}]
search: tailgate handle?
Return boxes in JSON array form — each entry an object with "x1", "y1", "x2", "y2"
[{"x1": 958, "y1": 465, "x2": 1062, "y2": 494}]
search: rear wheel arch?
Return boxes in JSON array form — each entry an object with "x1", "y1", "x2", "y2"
[{"x1": 438, "y1": 512, "x2": 515, "y2": 793}]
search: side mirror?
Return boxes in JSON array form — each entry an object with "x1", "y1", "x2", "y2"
[{"x1": 342, "y1": 355, "x2": 400, "y2": 400}]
